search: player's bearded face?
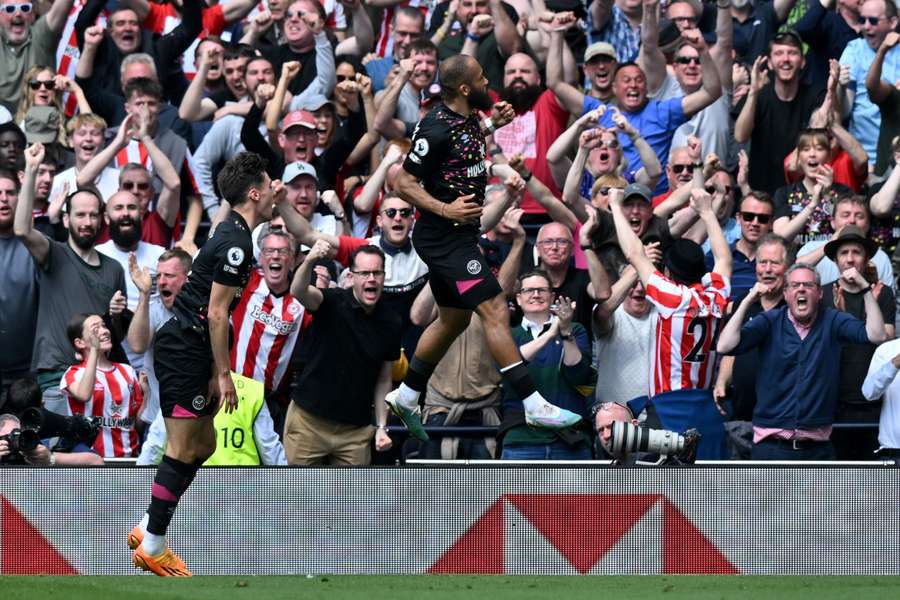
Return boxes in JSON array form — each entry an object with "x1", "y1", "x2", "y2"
[{"x1": 468, "y1": 82, "x2": 493, "y2": 111}]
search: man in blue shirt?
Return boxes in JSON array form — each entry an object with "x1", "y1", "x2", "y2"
[
  {"x1": 717, "y1": 263, "x2": 887, "y2": 460},
  {"x1": 365, "y1": 6, "x2": 425, "y2": 93}
]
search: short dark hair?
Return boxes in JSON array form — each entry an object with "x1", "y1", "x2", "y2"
[
  {"x1": 516, "y1": 269, "x2": 552, "y2": 288},
  {"x1": 63, "y1": 188, "x2": 104, "y2": 215},
  {"x1": 0, "y1": 169, "x2": 20, "y2": 193},
  {"x1": 195, "y1": 35, "x2": 224, "y2": 59},
  {"x1": 5, "y1": 377, "x2": 42, "y2": 415},
  {"x1": 740, "y1": 190, "x2": 774, "y2": 211},
  {"x1": 224, "y1": 43, "x2": 256, "y2": 62},
  {"x1": 0, "y1": 122, "x2": 26, "y2": 147},
  {"x1": 158, "y1": 248, "x2": 193, "y2": 273},
  {"x1": 393, "y1": 5, "x2": 425, "y2": 28},
  {"x1": 335, "y1": 54, "x2": 363, "y2": 74},
  {"x1": 350, "y1": 245, "x2": 386, "y2": 271},
  {"x1": 614, "y1": 61, "x2": 642, "y2": 78},
  {"x1": 440, "y1": 55, "x2": 476, "y2": 100},
  {"x1": 216, "y1": 152, "x2": 268, "y2": 207},
  {"x1": 408, "y1": 38, "x2": 438, "y2": 57},
  {"x1": 66, "y1": 313, "x2": 92, "y2": 348},
  {"x1": 124, "y1": 77, "x2": 163, "y2": 102},
  {"x1": 833, "y1": 194, "x2": 869, "y2": 218}
]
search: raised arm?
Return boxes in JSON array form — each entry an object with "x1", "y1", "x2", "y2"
[
  {"x1": 638, "y1": 0, "x2": 667, "y2": 95},
  {"x1": 692, "y1": 188, "x2": 731, "y2": 278},
  {"x1": 716, "y1": 283, "x2": 763, "y2": 353},
  {"x1": 139, "y1": 110, "x2": 182, "y2": 228},
  {"x1": 579, "y1": 207, "x2": 612, "y2": 302},
  {"x1": 289, "y1": 239, "x2": 329, "y2": 310},
  {"x1": 46, "y1": 0, "x2": 77, "y2": 34},
  {"x1": 14, "y1": 144, "x2": 50, "y2": 266},
  {"x1": 489, "y1": 0, "x2": 522, "y2": 57},
  {"x1": 590, "y1": 0, "x2": 614, "y2": 32},
  {"x1": 355, "y1": 145, "x2": 404, "y2": 215},
  {"x1": 77, "y1": 115, "x2": 133, "y2": 189},
  {"x1": 480, "y1": 172, "x2": 522, "y2": 233},
  {"x1": 269, "y1": 62, "x2": 301, "y2": 133},
  {"x1": 546, "y1": 25, "x2": 587, "y2": 115},
  {"x1": 841, "y1": 268, "x2": 887, "y2": 344},
  {"x1": 221, "y1": 0, "x2": 258, "y2": 24},
  {"x1": 593, "y1": 264, "x2": 638, "y2": 334},
  {"x1": 680, "y1": 29, "x2": 722, "y2": 118},
  {"x1": 126, "y1": 253, "x2": 153, "y2": 354},
  {"x1": 866, "y1": 33, "x2": 900, "y2": 105},
  {"x1": 117, "y1": 0, "x2": 151, "y2": 21},
  {"x1": 710, "y1": 0, "x2": 734, "y2": 90},
  {"x1": 548, "y1": 108, "x2": 602, "y2": 191},
  {"x1": 498, "y1": 157, "x2": 579, "y2": 229},
  {"x1": 773, "y1": 0, "x2": 800, "y2": 24},
  {"x1": 871, "y1": 161, "x2": 900, "y2": 218},
  {"x1": 772, "y1": 177, "x2": 829, "y2": 243},
  {"x1": 609, "y1": 187, "x2": 655, "y2": 284},
  {"x1": 497, "y1": 208, "x2": 526, "y2": 295},
  {"x1": 610, "y1": 108, "x2": 661, "y2": 188},
  {"x1": 70, "y1": 338, "x2": 101, "y2": 403},
  {"x1": 373, "y1": 60, "x2": 413, "y2": 140},
  {"x1": 734, "y1": 56, "x2": 768, "y2": 143},
  {"x1": 75, "y1": 24, "x2": 104, "y2": 80},
  {"x1": 178, "y1": 45, "x2": 220, "y2": 122}
]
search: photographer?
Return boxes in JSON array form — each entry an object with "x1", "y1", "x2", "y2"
[{"x1": 0, "y1": 413, "x2": 101, "y2": 466}]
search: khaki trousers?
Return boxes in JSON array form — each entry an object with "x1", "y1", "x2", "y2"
[{"x1": 283, "y1": 402, "x2": 374, "y2": 465}]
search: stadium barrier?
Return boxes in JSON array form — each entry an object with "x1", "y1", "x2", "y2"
[{"x1": 2, "y1": 465, "x2": 899, "y2": 576}]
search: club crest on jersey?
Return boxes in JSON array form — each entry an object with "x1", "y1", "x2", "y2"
[
  {"x1": 414, "y1": 138, "x2": 429, "y2": 157},
  {"x1": 192, "y1": 395, "x2": 207, "y2": 411},
  {"x1": 466, "y1": 260, "x2": 482, "y2": 275},
  {"x1": 227, "y1": 247, "x2": 245, "y2": 267}
]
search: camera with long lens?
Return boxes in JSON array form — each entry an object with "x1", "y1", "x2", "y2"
[
  {"x1": 0, "y1": 407, "x2": 43, "y2": 463},
  {"x1": 32, "y1": 407, "x2": 101, "y2": 446},
  {"x1": 608, "y1": 421, "x2": 701, "y2": 465}
]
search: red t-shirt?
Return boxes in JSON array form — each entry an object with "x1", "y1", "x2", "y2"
[
  {"x1": 492, "y1": 90, "x2": 569, "y2": 214},
  {"x1": 143, "y1": 3, "x2": 225, "y2": 36},
  {"x1": 651, "y1": 190, "x2": 674, "y2": 210}
]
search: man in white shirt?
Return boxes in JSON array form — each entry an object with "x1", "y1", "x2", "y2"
[{"x1": 861, "y1": 339, "x2": 900, "y2": 457}]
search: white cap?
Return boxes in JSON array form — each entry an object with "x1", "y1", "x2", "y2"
[{"x1": 282, "y1": 161, "x2": 317, "y2": 183}]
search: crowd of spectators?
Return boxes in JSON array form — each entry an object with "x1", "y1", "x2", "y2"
[{"x1": 2, "y1": 0, "x2": 900, "y2": 465}]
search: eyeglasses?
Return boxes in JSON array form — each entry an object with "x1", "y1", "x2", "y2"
[
  {"x1": 28, "y1": 80, "x2": 55, "y2": 91},
  {"x1": 537, "y1": 238, "x2": 572, "y2": 248},
  {"x1": 261, "y1": 247, "x2": 291, "y2": 257},
  {"x1": 674, "y1": 56, "x2": 701, "y2": 66},
  {"x1": 787, "y1": 281, "x2": 817, "y2": 290},
  {"x1": 857, "y1": 16, "x2": 885, "y2": 25},
  {"x1": 122, "y1": 181, "x2": 151, "y2": 191},
  {"x1": 383, "y1": 207, "x2": 413, "y2": 219},
  {"x1": 739, "y1": 211, "x2": 772, "y2": 224},
  {"x1": 351, "y1": 269, "x2": 385, "y2": 278},
  {"x1": 518, "y1": 286, "x2": 551, "y2": 296},
  {"x1": 2, "y1": 3, "x2": 32, "y2": 14},
  {"x1": 671, "y1": 163, "x2": 695, "y2": 174}
]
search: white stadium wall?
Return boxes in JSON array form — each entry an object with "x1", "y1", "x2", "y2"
[{"x1": 2, "y1": 466, "x2": 899, "y2": 575}]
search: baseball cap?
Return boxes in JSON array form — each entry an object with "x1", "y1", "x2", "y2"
[
  {"x1": 282, "y1": 161, "x2": 317, "y2": 184},
  {"x1": 623, "y1": 182, "x2": 652, "y2": 204},
  {"x1": 281, "y1": 110, "x2": 316, "y2": 133},
  {"x1": 584, "y1": 42, "x2": 616, "y2": 63},
  {"x1": 299, "y1": 94, "x2": 335, "y2": 112},
  {"x1": 24, "y1": 106, "x2": 60, "y2": 144}
]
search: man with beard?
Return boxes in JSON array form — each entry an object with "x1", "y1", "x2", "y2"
[
  {"x1": 839, "y1": 0, "x2": 900, "y2": 168},
  {"x1": 374, "y1": 40, "x2": 440, "y2": 140},
  {"x1": 386, "y1": 54, "x2": 583, "y2": 441},
  {"x1": 428, "y1": 0, "x2": 521, "y2": 92},
  {"x1": 128, "y1": 152, "x2": 277, "y2": 576},
  {"x1": 96, "y1": 191, "x2": 166, "y2": 368},
  {"x1": 714, "y1": 233, "x2": 788, "y2": 458},
  {"x1": 719, "y1": 262, "x2": 887, "y2": 460},
  {"x1": 492, "y1": 52, "x2": 570, "y2": 217},
  {"x1": 13, "y1": 142, "x2": 127, "y2": 415},
  {"x1": 0, "y1": 0, "x2": 75, "y2": 112},
  {"x1": 366, "y1": 5, "x2": 425, "y2": 92},
  {"x1": 30, "y1": 147, "x2": 58, "y2": 238},
  {"x1": 735, "y1": 31, "x2": 827, "y2": 194}
]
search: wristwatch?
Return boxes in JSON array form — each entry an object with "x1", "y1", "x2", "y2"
[{"x1": 560, "y1": 332, "x2": 574, "y2": 340}]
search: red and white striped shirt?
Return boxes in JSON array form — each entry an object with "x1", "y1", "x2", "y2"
[
  {"x1": 374, "y1": 1, "x2": 430, "y2": 57},
  {"x1": 56, "y1": 1, "x2": 108, "y2": 117},
  {"x1": 114, "y1": 139, "x2": 200, "y2": 194},
  {"x1": 61, "y1": 362, "x2": 143, "y2": 458},
  {"x1": 230, "y1": 270, "x2": 307, "y2": 393},
  {"x1": 644, "y1": 271, "x2": 730, "y2": 397}
]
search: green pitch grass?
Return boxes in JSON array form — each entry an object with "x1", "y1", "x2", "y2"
[{"x1": 4, "y1": 575, "x2": 900, "y2": 600}]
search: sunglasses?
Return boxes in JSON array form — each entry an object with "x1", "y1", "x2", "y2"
[
  {"x1": 29, "y1": 80, "x2": 55, "y2": 91},
  {"x1": 122, "y1": 181, "x2": 151, "y2": 191},
  {"x1": 857, "y1": 16, "x2": 884, "y2": 25},
  {"x1": 336, "y1": 74, "x2": 354, "y2": 82},
  {"x1": 598, "y1": 139, "x2": 620, "y2": 149},
  {"x1": 1, "y1": 2, "x2": 32, "y2": 14},
  {"x1": 674, "y1": 56, "x2": 701, "y2": 66},
  {"x1": 739, "y1": 211, "x2": 772, "y2": 224},
  {"x1": 383, "y1": 207, "x2": 413, "y2": 219},
  {"x1": 671, "y1": 163, "x2": 696, "y2": 174}
]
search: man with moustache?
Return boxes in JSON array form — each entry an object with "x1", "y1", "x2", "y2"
[
  {"x1": 374, "y1": 40, "x2": 440, "y2": 139},
  {"x1": 97, "y1": 191, "x2": 166, "y2": 369},
  {"x1": 13, "y1": 143, "x2": 127, "y2": 414},
  {"x1": 491, "y1": 52, "x2": 570, "y2": 216},
  {"x1": 388, "y1": 55, "x2": 582, "y2": 440},
  {"x1": 366, "y1": 6, "x2": 426, "y2": 92},
  {"x1": 718, "y1": 262, "x2": 887, "y2": 460},
  {"x1": 714, "y1": 233, "x2": 789, "y2": 458}
]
